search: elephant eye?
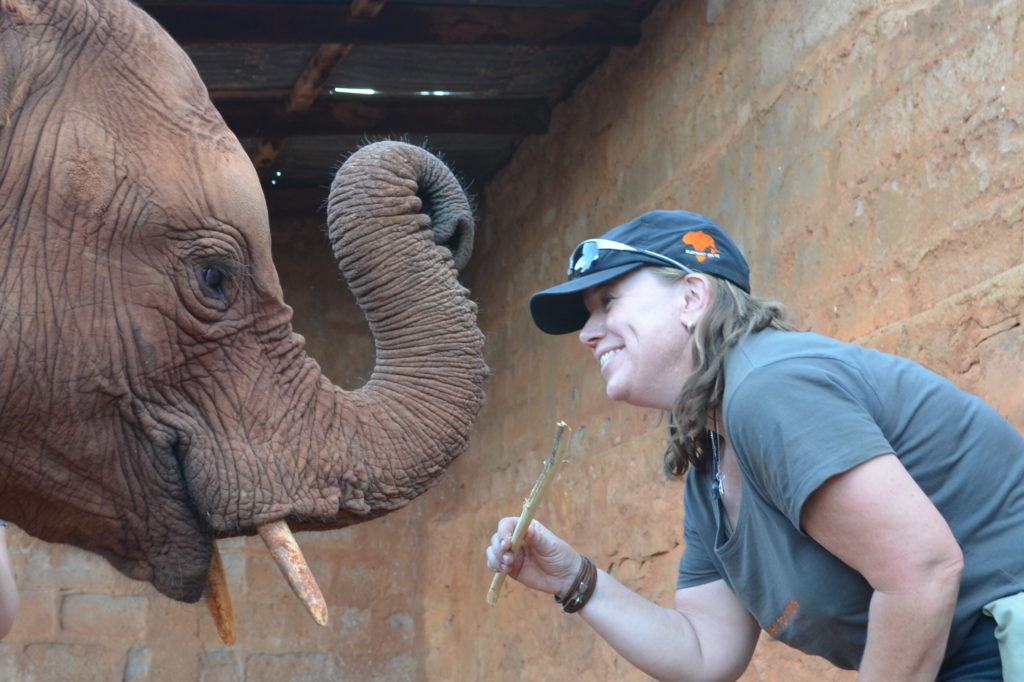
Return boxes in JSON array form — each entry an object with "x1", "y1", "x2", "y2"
[{"x1": 200, "y1": 265, "x2": 227, "y2": 299}]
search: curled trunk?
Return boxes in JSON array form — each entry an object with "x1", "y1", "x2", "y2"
[
  {"x1": 316, "y1": 141, "x2": 486, "y2": 519},
  {"x1": 211, "y1": 141, "x2": 489, "y2": 634}
]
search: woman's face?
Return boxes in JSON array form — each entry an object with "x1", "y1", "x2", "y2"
[{"x1": 579, "y1": 268, "x2": 696, "y2": 410}]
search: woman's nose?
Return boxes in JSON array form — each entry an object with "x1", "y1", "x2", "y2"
[{"x1": 579, "y1": 314, "x2": 603, "y2": 347}]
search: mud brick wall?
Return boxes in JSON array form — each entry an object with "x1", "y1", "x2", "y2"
[
  {"x1": 452, "y1": 0, "x2": 1023, "y2": 679},
  {"x1": 1, "y1": 0, "x2": 1022, "y2": 680}
]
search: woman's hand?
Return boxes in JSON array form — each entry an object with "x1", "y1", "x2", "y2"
[
  {"x1": 486, "y1": 518, "x2": 581, "y2": 598},
  {"x1": 0, "y1": 525, "x2": 18, "y2": 639}
]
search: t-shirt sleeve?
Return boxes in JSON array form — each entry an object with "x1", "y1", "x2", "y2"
[
  {"x1": 726, "y1": 358, "x2": 895, "y2": 530},
  {"x1": 677, "y1": 491, "x2": 723, "y2": 589}
]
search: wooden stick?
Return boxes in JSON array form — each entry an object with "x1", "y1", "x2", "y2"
[{"x1": 487, "y1": 421, "x2": 571, "y2": 606}]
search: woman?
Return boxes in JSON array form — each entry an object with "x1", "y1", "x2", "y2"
[
  {"x1": 485, "y1": 210, "x2": 1024, "y2": 680},
  {"x1": 0, "y1": 521, "x2": 17, "y2": 639}
]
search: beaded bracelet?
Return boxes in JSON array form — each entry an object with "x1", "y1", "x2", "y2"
[{"x1": 554, "y1": 555, "x2": 597, "y2": 614}]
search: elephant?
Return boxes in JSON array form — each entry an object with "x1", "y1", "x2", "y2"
[{"x1": 0, "y1": 0, "x2": 487, "y2": 633}]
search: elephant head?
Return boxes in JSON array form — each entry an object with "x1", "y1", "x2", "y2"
[{"x1": 0, "y1": 0, "x2": 487, "y2": 625}]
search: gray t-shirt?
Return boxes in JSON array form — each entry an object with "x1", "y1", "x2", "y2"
[{"x1": 677, "y1": 329, "x2": 1024, "y2": 669}]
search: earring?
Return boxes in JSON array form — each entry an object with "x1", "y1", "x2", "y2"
[{"x1": 685, "y1": 320, "x2": 695, "y2": 333}]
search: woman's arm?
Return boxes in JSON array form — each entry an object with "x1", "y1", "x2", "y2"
[
  {"x1": 801, "y1": 453, "x2": 963, "y2": 680},
  {"x1": 487, "y1": 518, "x2": 760, "y2": 682},
  {"x1": 0, "y1": 525, "x2": 19, "y2": 638},
  {"x1": 584, "y1": 575, "x2": 760, "y2": 682}
]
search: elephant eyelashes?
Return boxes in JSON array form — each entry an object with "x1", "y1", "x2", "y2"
[
  {"x1": 201, "y1": 266, "x2": 227, "y2": 299},
  {"x1": 197, "y1": 259, "x2": 241, "y2": 307},
  {"x1": 176, "y1": 257, "x2": 239, "y2": 322},
  {"x1": 182, "y1": 244, "x2": 244, "y2": 317}
]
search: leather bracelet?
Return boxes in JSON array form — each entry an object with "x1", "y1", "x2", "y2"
[{"x1": 554, "y1": 555, "x2": 597, "y2": 614}]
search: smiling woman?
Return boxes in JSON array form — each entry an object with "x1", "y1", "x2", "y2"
[{"x1": 486, "y1": 209, "x2": 1024, "y2": 681}]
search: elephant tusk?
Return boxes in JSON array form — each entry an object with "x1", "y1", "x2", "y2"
[
  {"x1": 257, "y1": 520, "x2": 329, "y2": 627},
  {"x1": 205, "y1": 543, "x2": 236, "y2": 646}
]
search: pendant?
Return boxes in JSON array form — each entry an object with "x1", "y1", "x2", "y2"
[{"x1": 710, "y1": 430, "x2": 725, "y2": 500}]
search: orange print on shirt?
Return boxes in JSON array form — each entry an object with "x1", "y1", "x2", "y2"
[{"x1": 766, "y1": 599, "x2": 800, "y2": 636}]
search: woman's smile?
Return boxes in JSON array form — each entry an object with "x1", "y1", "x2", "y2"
[
  {"x1": 598, "y1": 347, "x2": 623, "y2": 368},
  {"x1": 580, "y1": 268, "x2": 696, "y2": 409}
]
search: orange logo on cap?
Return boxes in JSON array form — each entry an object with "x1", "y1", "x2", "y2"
[{"x1": 682, "y1": 231, "x2": 719, "y2": 262}]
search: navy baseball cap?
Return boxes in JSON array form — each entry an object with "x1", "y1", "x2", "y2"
[{"x1": 529, "y1": 210, "x2": 751, "y2": 334}]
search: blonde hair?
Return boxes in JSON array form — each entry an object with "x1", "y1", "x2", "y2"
[{"x1": 647, "y1": 267, "x2": 795, "y2": 478}]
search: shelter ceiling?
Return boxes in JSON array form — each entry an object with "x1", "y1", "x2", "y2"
[{"x1": 137, "y1": 0, "x2": 661, "y2": 212}]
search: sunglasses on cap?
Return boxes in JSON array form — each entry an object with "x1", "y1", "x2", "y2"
[{"x1": 567, "y1": 238, "x2": 693, "y2": 280}]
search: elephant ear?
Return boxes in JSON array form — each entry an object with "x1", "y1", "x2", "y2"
[{"x1": 0, "y1": 0, "x2": 36, "y2": 128}]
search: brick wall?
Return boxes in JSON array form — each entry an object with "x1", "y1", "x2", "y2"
[{"x1": 2, "y1": 0, "x2": 1022, "y2": 679}]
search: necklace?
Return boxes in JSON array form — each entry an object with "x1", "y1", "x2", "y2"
[{"x1": 709, "y1": 428, "x2": 725, "y2": 500}]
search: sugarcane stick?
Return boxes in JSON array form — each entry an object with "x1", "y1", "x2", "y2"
[{"x1": 487, "y1": 421, "x2": 571, "y2": 606}]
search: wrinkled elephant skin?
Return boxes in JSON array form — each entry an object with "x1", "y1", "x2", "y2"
[{"x1": 0, "y1": 0, "x2": 487, "y2": 604}]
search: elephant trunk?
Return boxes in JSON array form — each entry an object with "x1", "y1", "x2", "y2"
[
  {"x1": 214, "y1": 142, "x2": 488, "y2": 635},
  {"x1": 320, "y1": 141, "x2": 487, "y2": 517}
]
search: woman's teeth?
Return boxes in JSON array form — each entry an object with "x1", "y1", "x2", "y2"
[{"x1": 600, "y1": 349, "x2": 622, "y2": 368}]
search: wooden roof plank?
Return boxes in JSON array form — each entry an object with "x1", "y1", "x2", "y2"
[
  {"x1": 139, "y1": 4, "x2": 642, "y2": 45},
  {"x1": 189, "y1": 44, "x2": 599, "y2": 96},
  {"x1": 248, "y1": 132, "x2": 522, "y2": 191},
  {"x1": 218, "y1": 97, "x2": 551, "y2": 136}
]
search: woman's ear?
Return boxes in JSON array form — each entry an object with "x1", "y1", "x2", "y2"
[{"x1": 679, "y1": 273, "x2": 712, "y2": 321}]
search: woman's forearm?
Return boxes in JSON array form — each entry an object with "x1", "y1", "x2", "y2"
[
  {"x1": 579, "y1": 571, "x2": 756, "y2": 682},
  {"x1": 857, "y1": 562, "x2": 962, "y2": 681},
  {"x1": 580, "y1": 570, "x2": 702, "y2": 681}
]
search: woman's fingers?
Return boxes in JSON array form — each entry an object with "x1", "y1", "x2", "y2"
[
  {"x1": 486, "y1": 517, "x2": 542, "y2": 574},
  {"x1": 497, "y1": 516, "x2": 519, "y2": 541},
  {"x1": 486, "y1": 522, "x2": 512, "y2": 572}
]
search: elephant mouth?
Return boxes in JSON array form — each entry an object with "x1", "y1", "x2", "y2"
[{"x1": 164, "y1": 432, "x2": 330, "y2": 641}]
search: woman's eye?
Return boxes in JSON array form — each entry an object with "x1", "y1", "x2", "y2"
[
  {"x1": 600, "y1": 295, "x2": 614, "y2": 310},
  {"x1": 201, "y1": 266, "x2": 226, "y2": 298}
]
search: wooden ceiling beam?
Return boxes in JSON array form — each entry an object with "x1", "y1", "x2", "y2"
[
  {"x1": 286, "y1": 44, "x2": 354, "y2": 114},
  {"x1": 350, "y1": 0, "x2": 388, "y2": 20},
  {"x1": 218, "y1": 98, "x2": 550, "y2": 137},
  {"x1": 250, "y1": 0, "x2": 389, "y2": 176},
  {"x1": 252, "y1": 43, "x2": 358, "y2": 174},
  {"x1": 249, "y1": 1, "x2": 389, "y2": 175},
  {"x1": 138, "y1": 4, "x2": 641, "y2": 45}
]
